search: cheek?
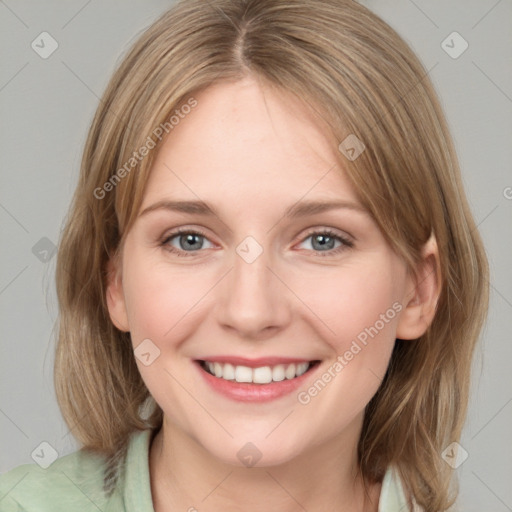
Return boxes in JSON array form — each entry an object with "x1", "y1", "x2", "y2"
[
  {"x1": 293, "y1": 270, "x2": 402, "y2": 422},
  {"x1": 293, "y1": 260, "x2": 403, "y2": 364},
  {"x1": 121, "y1": 252, "x2": 214, "y2": 430},
  {"x1": 122, "y1": 255, "x2": 211, "y2": 343}
]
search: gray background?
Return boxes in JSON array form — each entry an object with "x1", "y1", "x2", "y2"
[{"x1": 1, "y1": 1, "x2": 511, "y2": 510}]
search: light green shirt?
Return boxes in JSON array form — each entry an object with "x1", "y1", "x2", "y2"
[{"x1": 0, "y1": 429, "x2": 413, "y2": 511}]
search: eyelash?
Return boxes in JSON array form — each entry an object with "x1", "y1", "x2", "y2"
[{"x1": 160, "y1": 227, "x2": 354, "y2": 258}]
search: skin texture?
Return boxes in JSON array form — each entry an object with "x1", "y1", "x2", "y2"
[{"x1": 106, "y1": 76, "x2": 440, "y2": 512}]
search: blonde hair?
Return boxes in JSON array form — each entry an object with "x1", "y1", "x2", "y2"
[{"x1": 54, "y1": 0, "x2": 489, "y2": 509}]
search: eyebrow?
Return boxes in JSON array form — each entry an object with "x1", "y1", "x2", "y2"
[{"x1": 139, "y1": 199, "x2": 368, "y2": 219}]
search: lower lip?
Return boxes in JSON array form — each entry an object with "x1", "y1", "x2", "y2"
[{"x1": 194, "y1": 360, "x2": 320, "y2": 403}]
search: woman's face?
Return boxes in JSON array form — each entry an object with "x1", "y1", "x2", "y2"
[{"x1": 107, "y1": 77, "x2": 419, "y2": 467}]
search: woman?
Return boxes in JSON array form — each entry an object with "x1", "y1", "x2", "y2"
[{"x1": 0, "y1": 1, "x2": 488, "y2": 511}]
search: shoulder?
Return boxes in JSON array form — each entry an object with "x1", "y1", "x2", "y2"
[
  {"x1": 0, "y1": 429, "x2": 155, "y2": 512},
  {"x1": 0, "y1": 445, "x2": 112, "y2": 512},
  {"x1": 379, "y1": 466, "x2": 425, "y2": 512}
]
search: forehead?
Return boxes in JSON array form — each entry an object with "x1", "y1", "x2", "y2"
[{"x1": 141, "y1": 77, "x2": 359, "y2": 211}]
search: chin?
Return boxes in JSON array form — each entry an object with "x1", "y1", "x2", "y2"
[{"x1": 200, "y1": 434, "x2": 305, "y2": 469}]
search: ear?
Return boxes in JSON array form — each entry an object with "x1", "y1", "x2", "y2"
[
  {"x1": 396, "y1": 233, "x2": 441, "y2": 340},
  {"x1": 105, "y1": 253, "x2": 130, "y2": 332}
]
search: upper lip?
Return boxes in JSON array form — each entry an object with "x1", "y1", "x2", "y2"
[{"x1": 196, "y1": 356, "x2": 318, "y2": 368}]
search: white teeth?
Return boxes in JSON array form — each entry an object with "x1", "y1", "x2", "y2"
[
  {"x1": 253, "y1": 366, "x2": 272, "y2": 384},
  {"x1": 272, "y1": 364, "x2": 286, "y2": 382},
  {"x1": 203, "y1": 361, "x2": 313, "y2": 383},
  {"x1": 296, "y1": 363, "x2": 309, "y2": 377},
  {"x1": 235, "y1": 365, "x2": 252, "y2": 383},
  {"x1": 285, "y1": 364, "x2": 296, "y2": 380},
  {"x1": 223, "y1": 363, "x2": 235, "y2": 380}
]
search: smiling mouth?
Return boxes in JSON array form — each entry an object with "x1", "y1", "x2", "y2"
[{"x1": 198, "y1": 360, "x2": 321, "y2": 384}]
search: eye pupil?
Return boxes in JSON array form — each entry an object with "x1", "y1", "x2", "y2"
[
  {"x1": 312, "y1": 234, "x2": 335, "y2": 251},
  {"x1": 181, "y1": 233, "x2": 202, "y2": 250}
]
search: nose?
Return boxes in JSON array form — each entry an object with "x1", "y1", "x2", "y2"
[{"x1": 215, "y1": 243, "x2": 292, "y2": 340}]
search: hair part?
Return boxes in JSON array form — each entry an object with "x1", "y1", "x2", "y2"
[{"x1": 54, "y1": 1, "x2": 489, "y2": 510}]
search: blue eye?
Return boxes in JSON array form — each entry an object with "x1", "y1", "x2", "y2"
[
  {"x1": 161, "y1": 228, "x2": 353, "y2": 258},
  {"x1": 161, "y1": 228, "x2": 213, "y2": 257},
  {"x1": 297, "y1": 229, "x2": 353, "y2": 256}
]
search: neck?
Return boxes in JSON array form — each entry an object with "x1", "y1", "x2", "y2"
[{"x1": 149, "y1": 415, "x2": 381, "y2": 512}]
